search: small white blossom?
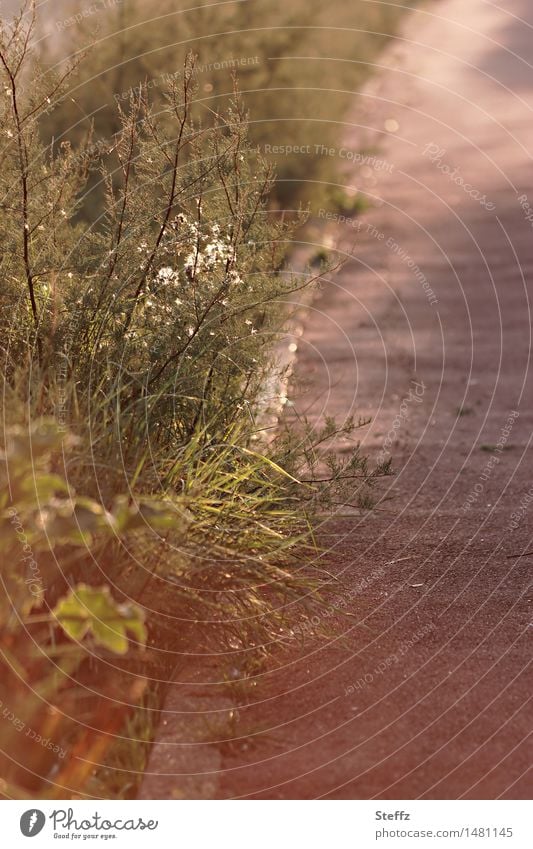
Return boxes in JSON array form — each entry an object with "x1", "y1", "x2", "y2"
[{"x1": 157, "y1": 266, "x2": 177, "y2": 283}]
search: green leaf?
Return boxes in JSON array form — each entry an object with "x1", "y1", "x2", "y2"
[
  {"x1": 19, "y1": 473, "x2": 69, "y2": 503},
  {"x1": 53, "y1": 584, "x2": 147, "y2": 655},
  {"x1": 38, "y1": 497, "x2": 112, "y2": 546},
  {"x1": 111, "y1": 496, "x2": 192, "y2": 534},
  {"x1": 6, "y1": 421, "x2": 66, "y2": 465}
]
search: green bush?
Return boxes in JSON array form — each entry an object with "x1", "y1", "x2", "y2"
[{"x1": 0, "y1": 2, "x2": 390, "y2": 798}]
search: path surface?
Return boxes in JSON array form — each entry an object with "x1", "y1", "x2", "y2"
[{"x1": 142, "y1": 0, "x2": 532, "y2": 799}]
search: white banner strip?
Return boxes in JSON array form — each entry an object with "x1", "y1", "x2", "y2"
[{"x1": 2, "y1": 800, "x2": 531, "y2": 848}]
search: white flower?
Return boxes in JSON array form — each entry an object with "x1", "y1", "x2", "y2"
[
  {"x1": 157, "y1": 266, "x2": 177, "y2": 283},
  {"x1": 227, "y1": 269, "x2": 243, "y2": 286},
  {"x1": 184, "y1": 252, "x2": 199, "y2": 274}
]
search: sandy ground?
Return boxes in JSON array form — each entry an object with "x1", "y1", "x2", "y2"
[{"x1": 142, "y1": 0, "x2": 532, "y2": 799}]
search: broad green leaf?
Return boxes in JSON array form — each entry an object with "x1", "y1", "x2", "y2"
[
  {"x1": 53, "y1": 584, "x2": 147, "y2": 655},
  {"x1": 38, "y1": 497, "x2": 111, "y2": 545},
  {"x1": 6, "y1": 421, "x2": 65, "y2": 465},
  {"x1": 19, "y1": 473, "x2": 69, "y2": 503},
  {"x1": 112, "y1": 496, "x2": 192, "y2": 534}
]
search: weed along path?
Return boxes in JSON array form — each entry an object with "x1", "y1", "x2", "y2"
[{"x1": 141, "y1": 0, "x2": 533, "y2": 800}]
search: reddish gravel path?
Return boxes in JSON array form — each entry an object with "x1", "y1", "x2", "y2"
[{"x1": 142, "y1": 0, "x2": 532, "y2": 799}]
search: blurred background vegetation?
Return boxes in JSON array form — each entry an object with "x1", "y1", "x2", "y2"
[{"x1": 31, "y1": 0, "x2": 416, "y2": 216}]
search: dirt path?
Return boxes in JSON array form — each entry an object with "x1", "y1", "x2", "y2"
[{"x1": 141, "y1": 0, "x2": 532, "y2": 799}]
